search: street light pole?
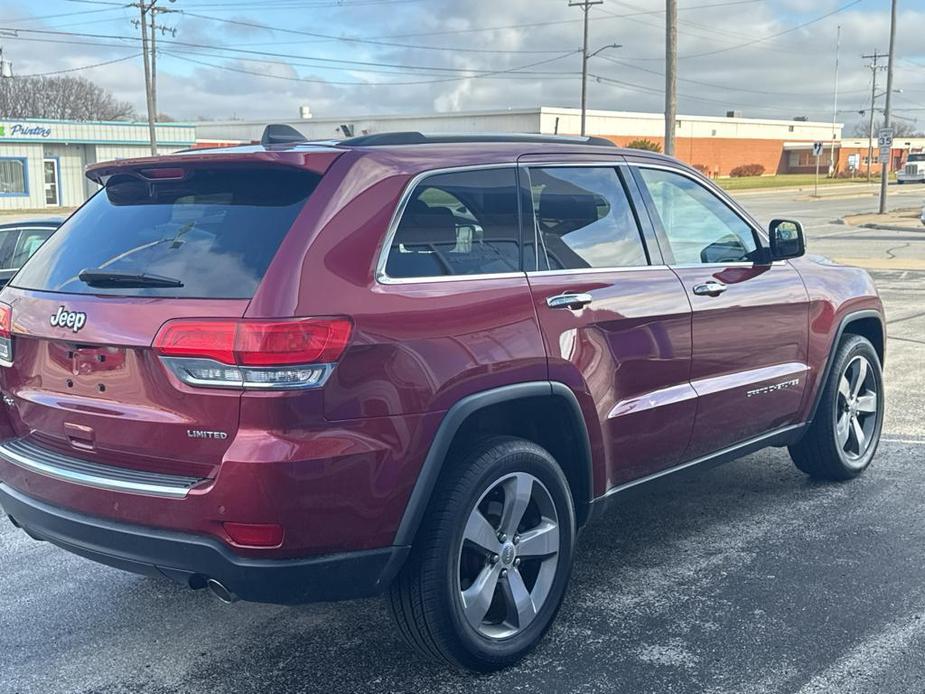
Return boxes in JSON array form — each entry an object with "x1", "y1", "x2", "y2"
[
  {"x1": 570, "y1": 0, "x2": 603, "y2": 137},
  {"x1": 878, "y1": 0, "x2": 898, "y2": 215}
]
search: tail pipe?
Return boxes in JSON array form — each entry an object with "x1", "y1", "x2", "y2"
[{"x1": 206, "y1": 578, "x2": 239, "y2": 604}]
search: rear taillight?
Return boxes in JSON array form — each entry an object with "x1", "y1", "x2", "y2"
[
  {"x1": 153, "y1": 317, "x2": 352, "y2": 390},
  {"x1": 0, "y1": 302, "x2": 12, "y2": 365}
]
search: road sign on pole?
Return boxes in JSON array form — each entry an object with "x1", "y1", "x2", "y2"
[
  {"x1": 878, "y1": 127, "x2": 893, "y2": 164},
  {"x1": 813, "y1": 142, "x2": 823, "y2": 197}
]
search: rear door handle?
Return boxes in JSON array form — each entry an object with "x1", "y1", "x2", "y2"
[
  {"x1": 692, "y1": 281, "x2": 727, "y2": 297},
  {"x1": 546, "y1": 293, "x2": 593, "y2": 310}
]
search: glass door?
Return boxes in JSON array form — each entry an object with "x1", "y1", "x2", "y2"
[{"x1": 43, "y1": 158, "x2": 60, "y2": 206}]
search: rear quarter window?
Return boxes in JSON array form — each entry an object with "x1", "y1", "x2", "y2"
[
  {"x1": 383, "y1": 168, "x2": 524, "y2": 279},
  {"x1": 13, "y1": 168, "x2": 320, "y2": 298}
]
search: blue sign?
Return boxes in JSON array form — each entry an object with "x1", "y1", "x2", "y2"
[{"x1": 0, "y1": 124, "x2": 52, "y2": 138}]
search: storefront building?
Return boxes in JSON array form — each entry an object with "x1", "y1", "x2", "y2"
[{"x1": 0, "y1": 118, "x2": 196, "y2": 211}]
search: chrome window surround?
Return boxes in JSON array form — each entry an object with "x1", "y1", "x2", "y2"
[
  {"x1": 375, "y1": 160, "x2": 664, "y2": 285},
  {"x1": 373, "y1": 159, "x2": 774, "y2": 286},
  {"x1": 625, "y1": 161, "x2": 771, "y2": 246},
  {"x1": 519, "y1": 161, "x2": 656, "y2": 275},
  {"x1": 0, "y1": 437, "x2": 204, "y2": 498},
  {"x1": 160, "y1": 356, "x2": 335, "y2": 390},
  {"x1": 374, "y1": 163, "x2": 522, "y2": 285}
]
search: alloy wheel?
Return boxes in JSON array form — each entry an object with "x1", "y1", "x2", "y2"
[
  {"x1": 457, "y1": 472, "x2": 560, "y2": 640},
  {"x1": 835, "y1": 354, "x2": 879, "y2": 461}
]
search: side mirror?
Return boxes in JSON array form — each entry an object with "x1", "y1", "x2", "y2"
[{"x1": 769, "y1": 219, "x2": 805, "y2": 260}]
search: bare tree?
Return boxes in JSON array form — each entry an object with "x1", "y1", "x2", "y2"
[
  {"x1": 0, "y1": 75, "x2": 136, "y2": 121},
  {"x1": 847, "y1": 116, "x2": 922, "y2": 137}
]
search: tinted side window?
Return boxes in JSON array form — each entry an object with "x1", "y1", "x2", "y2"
[
  {"x1": 385, "y1": 168, "x2": 521, "y2": 279},
  {"x1": 529, "y1": 167, "x2": 648, "y2": 271},
  {"x1": 638, "y1": 168, "x2": 758, "y2": 265},
  {"x1": 10, "y1": 227, "x2": 54, "y2": 268}
]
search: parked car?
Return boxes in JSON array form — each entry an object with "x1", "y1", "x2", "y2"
[
  {"x1": 0, "y1": 130, "x2": 886, "y2": 672},
  {"x1": 897, "y1": 152, "x2": 925, "y2": 184},
  {"x1": 0, "y1": 218, "x2": 61, "y2": 288}
]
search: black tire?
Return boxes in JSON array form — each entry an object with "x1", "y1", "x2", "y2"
[
  {"x1": 387, "y1": 436, "x2": 576, "y2": 672},
  {"x1": 789, "y1": 334, "x2": 884, "y2": 480}
]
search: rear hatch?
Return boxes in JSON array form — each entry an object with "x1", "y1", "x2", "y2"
[{"x1": 0, "y1": 161, "x2": 325, "y2": 480}]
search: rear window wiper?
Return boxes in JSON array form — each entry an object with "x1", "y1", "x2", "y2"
[{"x1": 77, "y1": 268, "x2": 184, "y2": 288}]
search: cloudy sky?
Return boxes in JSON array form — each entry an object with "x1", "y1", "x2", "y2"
[{"x1": 1, "y1": 0, "x2": 924, "y2": 131}]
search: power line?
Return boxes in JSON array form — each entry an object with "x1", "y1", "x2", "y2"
[
  {"x1": 179, "y1": 10, "x2": 573, "y2": 54},
  {"x1": 0, "y1": 7, "x2": 123, "y2": 24},
  {"x1": 0, "y1": 24, "x2": 583, "y2": 75},
  {"x1": 163, "y1": 50, "x2": 580, "y2": 87},
  {"x1": 14, "y1": 52, "x2": 140, "y2": 77},
  {"x1": 597, "y1": 55, "x2": 870, "y2": 99},
  {"x1": 608, "y1": 0, "x2": 862, "y2": 61}
]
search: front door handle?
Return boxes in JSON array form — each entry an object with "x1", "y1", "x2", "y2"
[
  {"x1": 546, "y1": 293, "x2": 593, "y2": 310},
  {"x1": 692, "y1": 281, "x2": 727, "y2": 297}
]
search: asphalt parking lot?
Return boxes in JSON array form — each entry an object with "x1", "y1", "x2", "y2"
[{"x1": 1, "y1": 185, "x2": 924, "y2": 694}]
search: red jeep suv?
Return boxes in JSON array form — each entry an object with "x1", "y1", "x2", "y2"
[{"x1": 0, "y1": 130, "x2": 885, "y2": 671}]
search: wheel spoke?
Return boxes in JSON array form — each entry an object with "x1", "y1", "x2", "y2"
[
  {"x1": 850, "y1": 358, "x2": 868, "y2": 398},
  {"x1": 464, "y1": 509, "x2": 500, "y2": 554},
  {"x1": 500, "y1": 568, "x2": 538, "y2": 630},
  {"x1": 850, "y1": 415, "x2": 866, "y2": 454},
  {"x1": 461, "y1": 563, "x2": 502, "y2": 629},
  {"x1": 516, "y1": 520, "x2": 559, "y2": 558},
  {"x1": 836, "y1": 412, "x2": 851, "y2": 448},
  {"x1": 499, "y1": 474, "x2": 533, "y2": 536},
  {"x1": 838, "y1": 376, "x2": 851, "y2": 403},
  {"x1": 856, "y1": 392, "x2": 878, "y2": 414}
]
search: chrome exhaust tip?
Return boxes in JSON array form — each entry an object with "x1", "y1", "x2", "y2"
[{"x1": 206, "y1": 578, "x2": 239, "y2": 604}]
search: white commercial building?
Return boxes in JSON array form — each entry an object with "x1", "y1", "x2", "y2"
[
  {"x1": 195, "y1": 106, "x2": 840, "y2": 178},
  {"x1": 0, "y1": 118, "x2": 196, "y2": 211}
]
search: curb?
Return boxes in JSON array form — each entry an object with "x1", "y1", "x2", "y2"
[{"x1": 859, "y1": 223, "x2": 925, "y2": 233}]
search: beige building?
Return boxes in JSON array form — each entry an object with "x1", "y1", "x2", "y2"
[{"x1": 0, "y1": 118, "x2": 196, "y2": 210}]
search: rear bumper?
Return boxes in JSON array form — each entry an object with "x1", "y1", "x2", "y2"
[{"x1": 0, "y1": 482, "x2": 409, "y2": 604}]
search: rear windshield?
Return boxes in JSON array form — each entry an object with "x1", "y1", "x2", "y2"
[{"x1": 13, "y1": 168, "x2": 319, "y2": 298}]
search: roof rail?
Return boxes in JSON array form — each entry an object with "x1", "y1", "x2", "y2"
[
  {"x1": 260, "y1": 123, "x2": 307, "y2": 147},
  {"x1": 339, "y1": 131, "x2": 617, "y2": 148}
]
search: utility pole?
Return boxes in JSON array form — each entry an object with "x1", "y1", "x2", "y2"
[
  {"x1": 665, "y1": 0, "x2": 677, "y2": 156},
  {"x1": 132, "y1": 0, "x2": 176, "y2": 155},
  {"x1": 829, "y1": 25, "x2": 840, "y2": 176},
  {"x1": 150, "y1": 6, "x2": 158, "y2": 120},
  {"x1": 134, "y1": 1, "x2": 158, "y2": 155},
  {"x1": 862, "y1": 49, "x2": 886, "y2": 183},
  {"x1": 570, "y1": 0, "x2": 603, "y2": 136},
  {"x1": 148, "y1": 5, "x2": 176, "y2": 122},
  {"x1": 878, "y1": 0, "x2": 898, "y2": 215}
]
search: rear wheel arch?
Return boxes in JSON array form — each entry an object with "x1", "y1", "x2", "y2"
[{"x1": 392, "y1": 382, "x2": 595, "y2": 549}]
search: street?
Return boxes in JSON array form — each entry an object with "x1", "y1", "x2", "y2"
[{"x1": 2, "y1": 185, "x2": 924, "y2": 694}]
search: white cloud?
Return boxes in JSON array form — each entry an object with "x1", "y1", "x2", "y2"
[{"x1": 0, "y1": 0, "x2": 923, "y2": 129}]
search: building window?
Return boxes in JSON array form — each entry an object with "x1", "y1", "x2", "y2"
[
  {"x1": 788, "y1": 125, "x2": 795, "y2": 132},
  {"x1": 711, "y1": 129, "x2": 717, "y2": 136},
  {"x1": 0, "y1": 158, "x2": 28, "y2": 196}
]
